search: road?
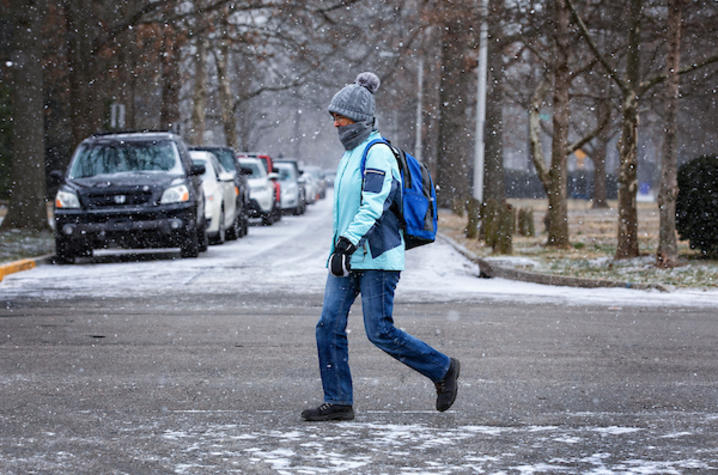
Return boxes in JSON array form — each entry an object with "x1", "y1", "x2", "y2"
[{"x1": 1, "y1": 194, "x2": 718, "y2": 473}]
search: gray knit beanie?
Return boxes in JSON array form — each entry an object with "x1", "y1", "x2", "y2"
[{"x1": 328, "y1": 72, "x2": 381, "y2": 124}]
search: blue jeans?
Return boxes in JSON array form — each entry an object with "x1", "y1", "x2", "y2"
[{"x1": 315, "y1": 270, "x2": 451, "y2": 406}]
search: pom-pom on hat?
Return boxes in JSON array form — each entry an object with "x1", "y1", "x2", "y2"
[{"x1": 328, "y1": 72, "x2": 381, "y2": 124}]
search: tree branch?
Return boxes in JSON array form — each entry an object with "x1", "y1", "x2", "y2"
[
  {"x1": 566, "y1": 103, "x2": 610, "y2": 155},
  {"x1": 529, "y1": 78, "x2": 551, "y2": 190},
  {"x1": 565, "y1": 0, "x2": 627, "y2": 94},
  {"x1": 639, "y1": 53, "x2": 718, "y2": 94}
]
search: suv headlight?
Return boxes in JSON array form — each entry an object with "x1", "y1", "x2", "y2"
[
  {"x1": 161, "y1": 184, "x2": 190, "y2": 203},
  {"x1": 55, "y1": 189, "x2": 80, "y2": 209}
]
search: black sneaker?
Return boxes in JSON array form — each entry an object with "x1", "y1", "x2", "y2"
[
  {"x1": 435, "y1": 358, "x2": 460, "y2": 412},
  {"x1": 301, "y1": 403, "x2": 355, "y2": 421}
]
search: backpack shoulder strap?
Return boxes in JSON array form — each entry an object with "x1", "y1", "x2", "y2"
[
  {"x1": 360, "y1": 138, "x2": 390, "y2": 176},
  {"x1": 360, "y1": 137, "x2": 410, "y2": 185}
]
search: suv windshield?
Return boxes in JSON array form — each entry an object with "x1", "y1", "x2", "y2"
[{"x1": 68, "y1": 140, "x2": 183, "y2": 178}]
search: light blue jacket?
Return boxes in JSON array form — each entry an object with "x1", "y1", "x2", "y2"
[{"x1": 329, "y1": 131, "x2": 405, "y2": 271}]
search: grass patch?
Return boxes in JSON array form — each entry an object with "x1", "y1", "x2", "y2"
[
  {"x1": 0, "y1": 229, "x2": 54, "y2": 264},
  {"x1": 441, "y1": 199, "x2": 718, "y2": 290}
]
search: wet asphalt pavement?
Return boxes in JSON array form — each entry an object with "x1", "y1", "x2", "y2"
[{"x1": 2, "y1": 287, "x2": 718, "y2": 473}]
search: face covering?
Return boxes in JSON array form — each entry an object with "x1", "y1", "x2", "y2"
[{"x1": 337, "y1": 122, "x2": 372, "y2": 151}]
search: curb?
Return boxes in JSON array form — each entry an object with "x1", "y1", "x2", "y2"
[
  {"x1": 438, "y1": 233, "x2": 669, "y2": 293},
  {"x1": 0, "y1": 254, "x2": 54, "y2": 282}
]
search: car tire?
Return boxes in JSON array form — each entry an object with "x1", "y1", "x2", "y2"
[
  {"x1": 55, "y1": 237, "x2": 77, "y2": 264},
  {"x1": 261, "y1": 211, "x2": 273, "y2": 226},
  {"x1": 212, "y1": 208, "x2": 226, "y2": 245},
  {"x1": 180, "y1": 224, "x2": 200, "y2": 258},
  {"x1": 226, "y1": 213, "x2": 239, "y2": 241},
  {"x1": 198, "y1": 217, "x2": 209, "y2": 253},
  {"x1": 239, "y1": 209, "x2": 249, "y2": 237},
  {"x1": 270, "y1": 204, "x2": 281, "y2": 224}
]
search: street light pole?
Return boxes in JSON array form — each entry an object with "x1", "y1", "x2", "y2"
[{"x1": 473, "y1": 0, "x2": 489, "y2": 202}]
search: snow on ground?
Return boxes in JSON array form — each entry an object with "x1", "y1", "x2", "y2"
[{"x1": 1, "y1": 191, "x2": 717, "y2": 309}]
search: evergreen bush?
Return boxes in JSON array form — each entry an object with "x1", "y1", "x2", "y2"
[{"x1": 676, "y1": 155, "x2": 718, "y2": 257}]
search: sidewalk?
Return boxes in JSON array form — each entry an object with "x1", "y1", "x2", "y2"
[{"x1": 0, "y1": 255, "x2": 53, "y2": 282}]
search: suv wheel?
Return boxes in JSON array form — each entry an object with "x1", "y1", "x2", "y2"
[
  {"x1": 180, "y1": 224, "x2": 200, "y2": 258},
  {"x1": 212, "y1": 209, "x2": 226, "y2": 245},
  {"x1": 225, "y1": 213, "x2": 239, "y2": 241},
  {"x1": 239, "y1": 207, "x2": 249, "y2": 237},
  {"x1": 261, "y1": 212, "x2": 273, "y2": 226},
  {"x1": 198, "y1": 217, "x2": 209, "y2": 253},
  {"x1": 55, "y1": 237, "x2": 77, "y2": 264}
]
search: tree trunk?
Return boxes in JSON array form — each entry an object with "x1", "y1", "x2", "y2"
[
  {"x1": 190, "y1": 36, "x2": 207, "y2": 146},
  {"x1": 419, "y1": 26, "x2": 442, "y2": 181},
  {"x1": 1, "y1": 0, "x2": 49, "y2": 231},
  {"x1": 529, "y1": 79, "x2": 551, "y2": 191},
  {"x1": 160, "y1": 24, "x2": 181, "y2": 132},
  {"x1": 546, "y1": 0, "x2": 571, "y2": 248},
  {"x1": 215, "y1": 43, "x2": 237, "y2": 149},
  {"x1": 656, "y1": 0, "x2": 684, "y2": 267},
  {"x1": 483, "y1": 5, "x2": 505, "y2": 204},
  {"x1": 436, "y1": 16, "x2": 474, "y2": 208},
  {"x1": 64, "y1": 0, "x2": 102, "y2": 149},
  {"x1": 615, "y1": 0, "x2": 642, "y2": 259},
  {"x1": 591, "y1": 99, "x2": 610, "y2": 209}
]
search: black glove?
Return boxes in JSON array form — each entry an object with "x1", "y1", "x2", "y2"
[{"x1": 330, "y1": 237, "x2": 357, "y2": 277}]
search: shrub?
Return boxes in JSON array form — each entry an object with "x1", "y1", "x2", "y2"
[{"x1": 676, "y1": 155, "x2": 718, "y2": 257}]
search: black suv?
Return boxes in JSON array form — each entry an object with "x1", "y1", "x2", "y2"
[{"x1": 52, "y1": 131, "x2": 208, "y2": 262}]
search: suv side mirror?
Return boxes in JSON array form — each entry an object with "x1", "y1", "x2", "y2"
[
  {"x1": 190, "y1": 164, "x2": 206, "y2": 176},
  {"x1": 49, "y1": 170, "x2": 65, "y2": 185},
  {"x1": 267, "y1": 172, "x2": 279, "y2": 181}
]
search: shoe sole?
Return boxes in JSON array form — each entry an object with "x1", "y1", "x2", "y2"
[
  {"x1": 302, "y1": 412, "x2": 355, "y2": 422},
  {"x1": 438, "y1": 359, "x2": 460, "y2": 412}
]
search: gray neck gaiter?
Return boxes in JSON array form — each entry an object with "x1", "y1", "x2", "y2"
[{"x1": 337, "y1": 122, "x2": 372, "y2": 151}]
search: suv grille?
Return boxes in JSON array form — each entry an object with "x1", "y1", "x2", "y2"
[{"x1": 84, "y1": 190, "x2": 154, "y2": 208}]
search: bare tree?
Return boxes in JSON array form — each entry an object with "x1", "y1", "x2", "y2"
[
  {"x1": 434, "y1": 1, "x2": 476, "y2": 208},
  {"x1": 1, "y1": 0, "x2": 49, "y2": 231},
  {"x1": 656, "y1": 0, "x2": 686, "y2": 268},
  {"x1": 568, "y1": 0, "x2": 718, "y2": 259}
]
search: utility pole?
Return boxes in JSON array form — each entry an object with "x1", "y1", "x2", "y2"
[
  {"x1": 473, "y1": 0, "x2": 489, "y2": 202},
  {"x1": 414, "y1": 56, "x2": 424, "y2": 163}
]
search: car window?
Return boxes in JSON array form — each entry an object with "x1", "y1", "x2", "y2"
[
  {"x1": 192, "y1": 158, "x2": 217, "y2": 181},
  {"x1": 212, "y1": 149, "x2": 236, "y2": 172},
  {"x1": 276, "y1": 165, "x2": 294, "y2": 181},
  {"x1": 69, "y1": 140, "x2": 183, "y2": 178},
  {"x1": 239, "y1": 160, "x2": 263, "y2": 177}
]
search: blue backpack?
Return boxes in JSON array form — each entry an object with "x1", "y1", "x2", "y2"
[{"x1": 360, "y1": 138, "x2": 438, "y2": 249}]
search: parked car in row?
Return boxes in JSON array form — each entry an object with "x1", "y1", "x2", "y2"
[
  {"x1": 190, "y1": 145, "x2": 250, "y2": 238},
  {"x1": 302, "y1": 165, "x2": 327, "y2": 200},
  {"x1": 274, "y1": 161, "x2": 306, "y2": 215},
  {"x1": 189, "y1": 150, "x2": 239, "y2": 244},
  {"x1": 51, "y1": 131, "x2": 208, "y2": 262},
  {"x1": 238, "y1": 157, "x2": 279, "y2": 226},
  {"x1": 237, "y1": 152, "x2": 282, "y2": 224}
]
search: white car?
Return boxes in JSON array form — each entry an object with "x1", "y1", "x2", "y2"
[
  {"x1": 190, "y1": 150, "x2": 238, "y2": 244},
  {"x1": 275, "y1": 162, "x2": 305, "y2": 215},
  {"x1": 300, "y1": 171, "x2": 317, "y2": 205},
  {"x1": 238, "y1": 157, "x2": 278, "y2": 225},
  {"x1": 302, "y1": 165, "x2": 327, "y2": 200}
]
